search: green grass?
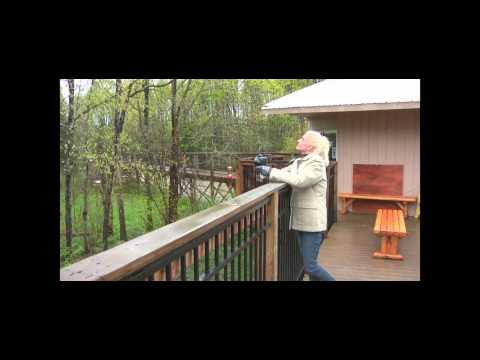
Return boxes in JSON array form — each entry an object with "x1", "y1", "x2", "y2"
[{"x1": 60, "y1": 182, "x2": 227, "y2": 268}]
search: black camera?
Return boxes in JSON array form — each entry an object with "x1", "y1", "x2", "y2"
[{"x1": 254, "y1": 153, "x2": 268, "y2": 166}]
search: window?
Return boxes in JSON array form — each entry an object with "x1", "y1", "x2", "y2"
[{"x1": 323, "y1": 130, "x2": 337, "y2": 161}]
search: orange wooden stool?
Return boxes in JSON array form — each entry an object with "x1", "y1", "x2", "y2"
[{"x1": 373, "y1": 209, "x2": 407, "y2": 260}]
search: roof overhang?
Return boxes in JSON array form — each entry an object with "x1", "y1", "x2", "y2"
[{"x1": 262, "y1": 101, "x2": 420, "y2": 116}]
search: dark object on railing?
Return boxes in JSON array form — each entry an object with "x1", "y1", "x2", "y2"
[
  {"x1": 254, "y1": 153, "x2": 268, "y2": 166},
  {"x1": 237, "y1": 153, "x2": 295, "y2": 195}
]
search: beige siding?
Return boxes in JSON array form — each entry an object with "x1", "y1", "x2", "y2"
[{"x1": 308, "y1": 109, "x2": 420, "y2": 216}]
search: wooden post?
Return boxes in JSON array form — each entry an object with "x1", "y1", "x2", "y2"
[
  {"x1": 236, "y1": 159, "x2": 244, "y2": 196},
  {"x1": 210, "y1": 156, "x2": 215, "y2": 201},
  {"x1": 265, "y1": 191, "x2": 279, "y2": 281}
]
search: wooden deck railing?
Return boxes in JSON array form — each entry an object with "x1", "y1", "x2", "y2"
[{"x1": 60, "y1": 182, "x2": 303, "y2": 281}]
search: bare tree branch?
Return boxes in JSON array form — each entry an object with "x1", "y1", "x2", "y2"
[
  {"x1": 72, "y1": 79, "x2": 171, "y2": 123},
  {"x1": 180, "y1": 80, "x2": 207, "y2": 120},
  {"x1": 176, "y1": 79, "x2": 193, "y2": 120},
  {"x1": 73, "y1": 94, "x2": 117, "y2": 122},
  {"x1": 127, "y1": 80, "x2": 174, "y2": 99}
]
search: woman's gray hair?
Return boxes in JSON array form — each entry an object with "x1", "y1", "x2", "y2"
[{"x1": 306, "y1": 130, "x2": 330, "y2": 166}]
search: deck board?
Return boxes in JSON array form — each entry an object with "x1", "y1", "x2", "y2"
[{"x1": 315, "y1": 213, "x2": 420, "y2": 281}]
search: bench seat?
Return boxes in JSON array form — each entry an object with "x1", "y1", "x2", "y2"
[{"x1": 372, "y1": 209, "x2": 407, "y2": 260}]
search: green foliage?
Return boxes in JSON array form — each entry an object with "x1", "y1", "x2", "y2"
[
  {"x1": 60, "y1": 185, "x2": 214, "y2": 268},
  {"x1": 175, "y1": 230, "x2": 259, "y2": 281},
  {"x1": 60, "y1": 79, "x2": 318, "y2": 268}
]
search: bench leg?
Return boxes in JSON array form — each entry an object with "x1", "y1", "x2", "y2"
[
  {"x1": 381, "y1": 236, "x2": 388, "y2": 254},
  {"x1": 341, "y1": 198, "x2": 348, "y2": 214},
  {"x1": 341, "y1": 198, "x2": 355, "y2": 215},
  {"x1": 373, "y1": 235, "x2": 404, "y2": 260},
  {"x1": 388, "y1": 236, "x2": 398, "y2": 255}
]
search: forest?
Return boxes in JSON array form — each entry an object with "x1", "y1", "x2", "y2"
[{"x1": 60, "y1": 79, "x2": 321, "y2": 267}]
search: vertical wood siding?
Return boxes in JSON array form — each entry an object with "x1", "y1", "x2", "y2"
[{"x1": 309, "y1": 109, "x2": 420, "y2": 216}]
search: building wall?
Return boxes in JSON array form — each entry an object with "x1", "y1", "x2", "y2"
[{"x1": 308, "y1": 109, "x2": 420, "y2": 216}]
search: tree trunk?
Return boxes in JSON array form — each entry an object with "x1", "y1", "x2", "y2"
[
  {"x1": 210, "y1": 156, "x2": 215, "y2": 200},
  {"x1": 167, "y1": 79, "x2": 179, "y2": 224},
  {"x1": 109, "y1": 199, "x2": 114, "y2": 236},
  {"x1": 106, "y1": 78, "x2": 134, "y2": 244},
  {"x1": 65, "y1": 173, "x2": 73, "y2": 249},
  {"x1": 145, "y1": 176, "x2": 154, "y2": 231},
  {"x1": 135, "y1": 162, "x2": 141, "y2": 187},
  {"x1": 116, "y1": 168, "x2": 128, "y2": 241},
  {"x1": 143, "y1": 79, "x2": 154, "y2": 232},
  {"x1": 102, "y1": 189, "x2": 112, "y2": 250},
  {"x1": 65, "y1": 79, "x2": 75, "y2": 251},
  {"x1": 102, "y1": 79, "x2": 124, "y2": 249},
  {"x1": 82, "y1": 160, "x2": 91, "y2": 254}
]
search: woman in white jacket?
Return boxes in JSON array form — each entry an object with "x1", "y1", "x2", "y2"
[{"x1": 256, "y1": 131, "x2": 335, "y2": 281}]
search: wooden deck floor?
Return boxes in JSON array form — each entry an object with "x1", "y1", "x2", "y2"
[{"x1": 312, "y1": 213, "x2": 420, "y2": 281}]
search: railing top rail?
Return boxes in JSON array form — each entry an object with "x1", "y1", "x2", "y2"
[
  {"x1": 60, "y1": 182, "x2": 287, "y2": 281},
  {"x1": 183, "y1": 152, "x2": 294, "y2": 154}
]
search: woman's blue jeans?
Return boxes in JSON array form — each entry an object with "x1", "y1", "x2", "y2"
[{"x1": 296, "y1": 230, "x2": 336, "y2": 281}]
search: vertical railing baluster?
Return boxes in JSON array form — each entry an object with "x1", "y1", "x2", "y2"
[
  {"x1": 278, "y1": 205, "x2": 281, "y2": 281},
  {"x1": 257, "y1": 208, "x2": 261, "y2": 280},
  {"x1": 263, "y1": 203, "x2": 267, "y2": 280},
  {"x1": 286, "y1": 194, "x2": 289, "y2": 279},
  {"x1": 254, "y1": 208, "x2": 258, "y2": 281},
  {"x1": 205, "y1": 238, "x2": 210, "y2": 280},
  {"x1": 238, "y1": 220, "x2": 242, "y2": 280},
  {"x1": 278, "y1": 199, "x2": 282, "y2": 281},
  {"x1": 263, "y1": 204, "x2": 273, "y2": 280},
  {"x1": 231, "y1": 223, "x2": 235, "y2": 281},
  {"x1": 194, "y1": 247, "x2": 199, "y2": 281},
  {"x1": 214, "y1": 234, "x2": 220, "y2": 281},
  {"x1": 243, "y1": 216, "x2": 248, "y2": 281},
  {"x1": 280, "y1": 194, "x2": 283, "y2": 280},
  {"x1": 289, "y1": 225, "x2": 292, "y2": 280},
  {"x1": 165, "y1": 263, "x2": 172, "y2": 281},
  {"x1": 223, "y1": 228, "x2": 228, "y2": 281},
  {"x1": 283, "y1": 203, "x2": 286, "y2": 280},
  {"x1": 286, "y1": 219, "x2": 289, "y2": 279},
  {"x1": 257, "y1": 207, "x2": 261, "y2": 281},
  {"x1": 293, "y1": 224, "x2": 296, "y2": 280},
  {"x1": 258, "y1": 206, "x2": 263, "y2": 280},
  {"x1": 288, "y1": 199, "x2": 292, "y2": 279},
  {"x1": 181, "y1": 255, "x2": 187, "y2": 281},
  {"x1": 249, "y1": 212, "x2": 253, "y2": 281}
]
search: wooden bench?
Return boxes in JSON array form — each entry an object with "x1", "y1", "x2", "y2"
[
  {"x1": 338, "y1": 192, "x2": 417, "y2": 218},
  {"x1": 372, "y1": 209, "x2": 407, "y2": 260}
]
